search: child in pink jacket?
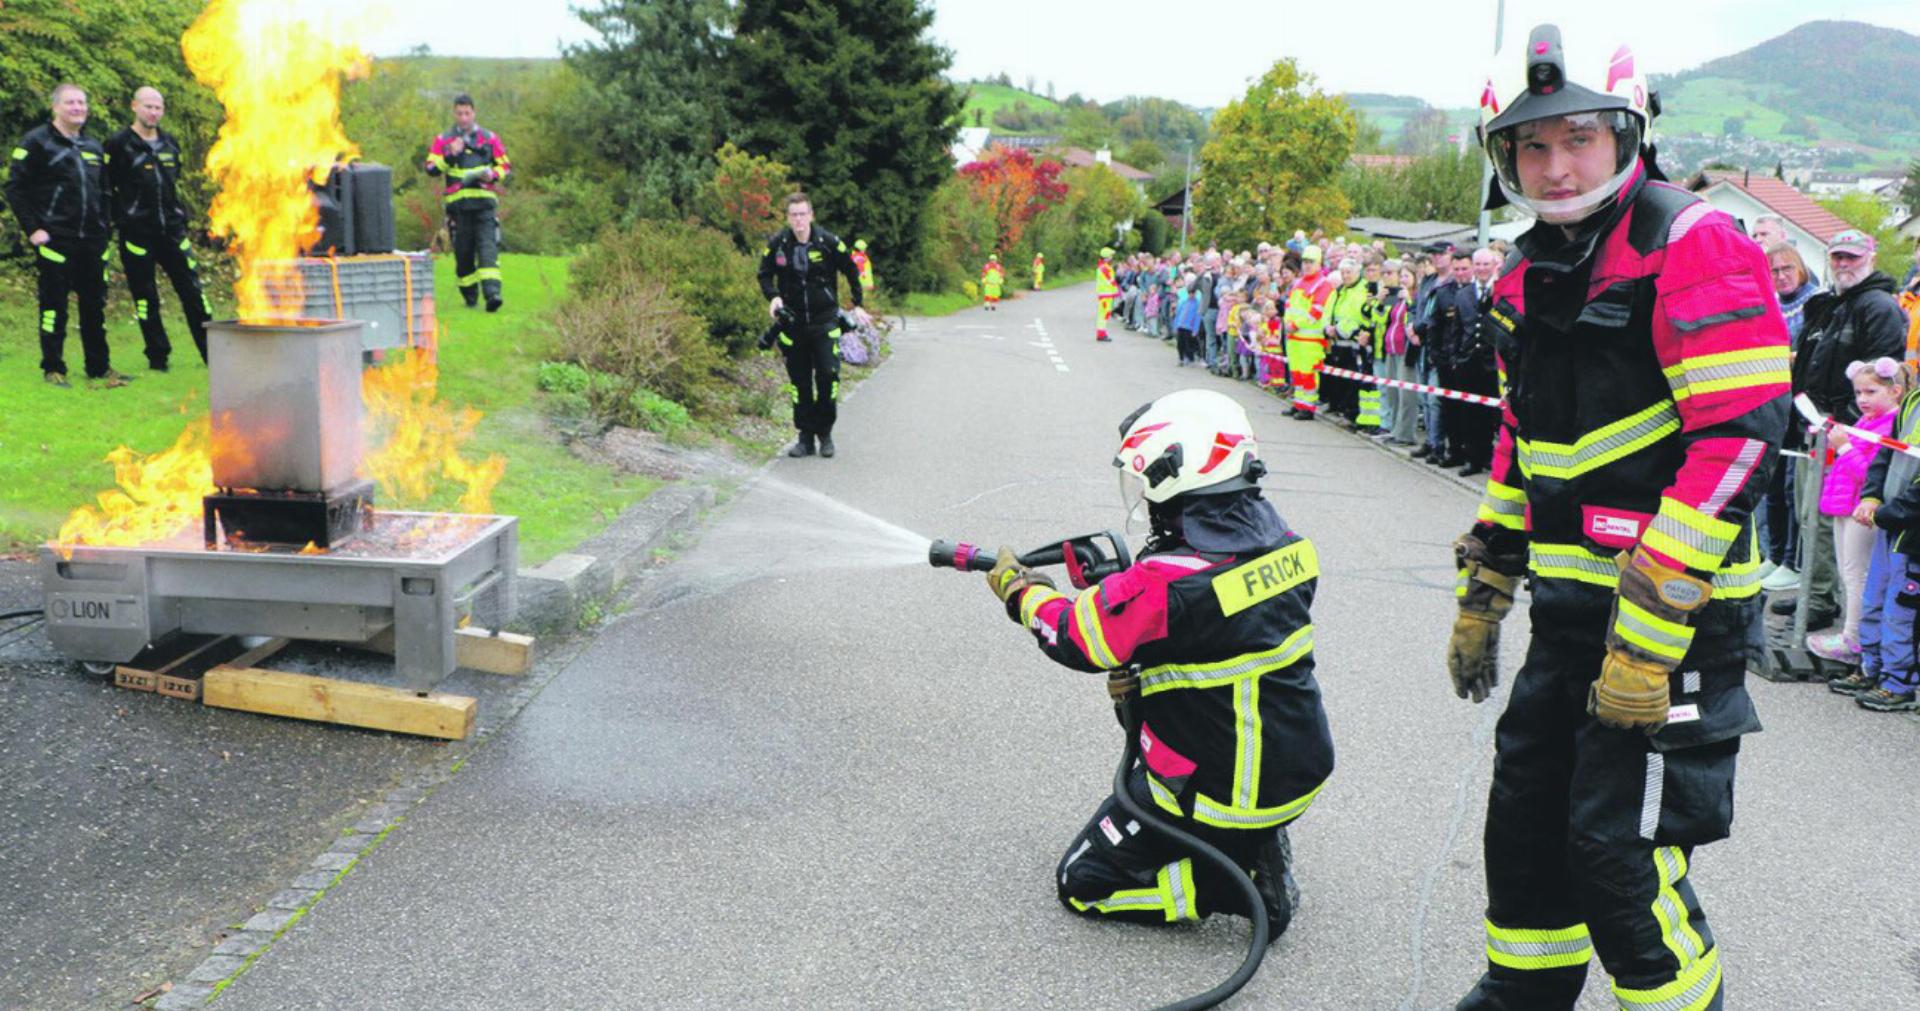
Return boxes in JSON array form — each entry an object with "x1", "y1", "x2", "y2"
[{"x1": 1810, "y1": 357, "x2": 1905, "y2": 661}]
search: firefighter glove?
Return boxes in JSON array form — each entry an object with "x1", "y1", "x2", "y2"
[
  {"x1": 1591, "y1": 546, "x2": 1713, "y2": 733},
  {"x1": 988, "y1": 545, "x2": 1053, "y2": 609},
  {"x1": 1447, "y1": 533, "x2": 1521, "y2": 704}
]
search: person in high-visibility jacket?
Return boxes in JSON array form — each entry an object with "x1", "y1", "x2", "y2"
[
  {"x1": 988, "y1": 388, "x2": 1333, "y2": 939},
  {"x1": 1282, "y1": 245, "x2": 1334, "y2": 420},
  {"x1": 980, "y1": 254, "x2": 1005, "y2": 311},
  {"x1": 1095, "y1": 246, "x2": 1118, "y2": 342},
  {"x1": 424, "y1": 93, "x2": 511, "y2": 311},
  {"x1": 1032, "y1": 251, "x2": 1046, "y2": 289},
  {"x1": 1322, "y1": 256, "x2": 1373, "y2": 424},
  {"x1": 852, "y1": 239, "x2": 875, "y2": 294}
]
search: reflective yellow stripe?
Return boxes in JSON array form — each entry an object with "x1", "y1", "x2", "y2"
[
  {"x1": 38, "y1": 245, "x2": 66, "y2": 263},
  {"x1": 1712, "y1": 552, "x2": 1762, "y2": 598},
  {"x1": 1485, "y1": 920, "x2": 1593, "y2": 971},
  {"x1": 1232, "y1": 676, "x2": 1262, "y2": 809},
  {"x1": 446, "y1": 188, "x2": 498, "y2": 202},
  {"x1": 1614, "y1": 598, "x2": 1695, "y2": 662},
  {"x1": 458, "y1": 272, "x2": 480, "y2": 287},
  {"x1": 1515, "y1": 402, "x2": 1680, "y2": 480},
  {"x1": 1159, "y1": 859, "x2": 1199, "y2": 922},
  {"x1": 1192, "y1": 778, "x2": 1325, "y2": 829},
  {"x1": 1137, "y1": 626, "x2": 1313, "y2": 696},
  {"x1": 123, "y1": 241, "x2": 148, "y2": 256},
  {"x1": 475, "y1": 267, "x2": 502, "y2": 281},
  {"x1": 1642, "y1": 499, "x2": 1739, "y2": 573},
  {"x1": 1147, "y1": 774, "x2": 1183, "y2": 816},
  {"x1": 1073, "y1": 590, "x2": 1120, "y2": 668},
  {"x1": 1662, "y1": 346, "x2": 1789, "y2": 401},
  {"x1": 1530, "y1": 543, "x2": 1622, "y2": 588},
  {"x1": 1478, "y1": 480, "x2": 1528, "y2": 530},
  {"x1": 1018, "y1": 585, "x2": 1067, "y2": 628},
  {"x1": 1651, "y1": 847, "x2": 1708, "y2": 967},
  {"x1": 10, "y1": 147, "x2": 27, "y2": 159},
  {"x1": 1612, "y1": 946, "x2": 1721, "y2": 1011}
]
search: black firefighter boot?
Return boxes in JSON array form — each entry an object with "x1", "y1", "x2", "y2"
[
  {"x1": 1250, "y1": 826, "x2": 1302, "y2": 942},
  {"x1": 818, "y1": 433, "x2": 836, "y2": 458},
  {"x1": 788, "y1": 433, "x2": 816, "y2": 458}
]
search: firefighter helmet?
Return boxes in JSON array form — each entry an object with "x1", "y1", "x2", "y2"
[
  {"x1": 1114, "y1": 390, "x2": 1264, "y2": 504},
  {"x1": 855, "y1": 239, "x2": 868, "y2": 251},
  {"x1": 1477, "y1": 24, "x2": 1656, "y2": 224},
  {"x1": 1100, "y1": 247, "x2": 1115, "y2": 259}
]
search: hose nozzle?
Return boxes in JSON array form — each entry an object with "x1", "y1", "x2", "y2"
[{"x1": 928, "y1": 540, "x2": 995, "y2": 572}]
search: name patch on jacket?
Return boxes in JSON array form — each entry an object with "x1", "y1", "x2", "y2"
[{"x1": 1213, "y1": 540, "x2": 1318, "y2": 617}]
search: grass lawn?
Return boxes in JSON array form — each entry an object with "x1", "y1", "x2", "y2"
[
  {"x1": 894, "y1": 267, "x2": 1097, "y2": 318},
  {"x1": 956, "y1": 82, "x2": 1061, "y2": 134},
  {"x1": 0, "y1": 252, "x2": 655, "y2": 564}
]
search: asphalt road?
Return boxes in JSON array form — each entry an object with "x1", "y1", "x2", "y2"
[{"x1": 191, "y1": 284, "x2": 1920, "y2": 1009}]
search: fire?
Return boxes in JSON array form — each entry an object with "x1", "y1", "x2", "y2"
[
  {"x1": 361, "y1": 353, "x2": 507, "y2": 514},
  {"x1": 182, "y1": 0, "x2": 364, "y2": 320},
  {"x1": 55, "y1": 422, "x2": 219, "y2": 557}
]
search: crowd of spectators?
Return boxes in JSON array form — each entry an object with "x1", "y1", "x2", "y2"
[
  {"x1": 1109, "y1": 231, "x2": 1511, "y2": 477},
  {"x1": 1106, "y1": 214, "x2": 1920, "y2": 707}
]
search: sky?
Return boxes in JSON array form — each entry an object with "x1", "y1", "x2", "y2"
[{"x1": 341, "y1": 0, "x2": 1920, "y2": 110}]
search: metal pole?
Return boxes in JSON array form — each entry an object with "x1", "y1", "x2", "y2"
[
  {"x1": 1180, "y1": 141, "x2": 1194, "y2": 254},
  {"x1": 1475, "y1": 0, "x2": 1505, "y2": 249}
]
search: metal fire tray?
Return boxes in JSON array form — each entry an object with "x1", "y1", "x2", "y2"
[{"x1": 41, "y1": 512, "x2": 518, "y2": 694}]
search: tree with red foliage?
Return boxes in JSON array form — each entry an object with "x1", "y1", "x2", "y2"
[{"x1": 958, "y1": 145, "x2": 1068, "y2": 256}]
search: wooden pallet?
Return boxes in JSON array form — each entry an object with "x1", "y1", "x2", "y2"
[{"x1": 109, "y1": 628, "x2": 534, "y2": 741}]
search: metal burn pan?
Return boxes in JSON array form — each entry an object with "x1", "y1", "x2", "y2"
[{"x1": 41, "y1": 512, "x2": 519, "y2": 693}]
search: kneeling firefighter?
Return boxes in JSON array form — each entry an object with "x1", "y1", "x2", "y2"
[
  {"x1": 1448, "y1": 24, "x2": 1788, "y2": 1011},
  {"x1": 987, "y1": 389, "x2": 1335, "y2": 938}
]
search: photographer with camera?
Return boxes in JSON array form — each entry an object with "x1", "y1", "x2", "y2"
[{"x1": 757, "y1": 192, "x2": 869, "y2": 459}]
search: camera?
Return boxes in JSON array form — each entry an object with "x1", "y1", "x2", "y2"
[{"x1": 757, "y1": 306, "x2": 797, "y2": 351}]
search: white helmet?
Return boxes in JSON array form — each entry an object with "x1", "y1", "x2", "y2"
[
  {"x1": 1477, "y1": 24, "x2": 1657, "y2": 225},
  {"x1": 1114, "y1": 390, "x2": 1263, "y2": 504}
]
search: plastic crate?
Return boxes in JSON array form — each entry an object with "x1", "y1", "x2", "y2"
[{"x1": 259, "y1": 253, "x2": 435, "y2": 353}]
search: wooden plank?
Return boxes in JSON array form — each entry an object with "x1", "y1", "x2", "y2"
[
  {"x1": 361, "y1": 626, "x2": 533, "y2": 676},
  {"x1": 152, "y1": 634, "x2": 233, "y2": 677},
  {"x1": 114, "y1": 666, "x2": 157, "y2": 692},
  {"x1": 203, "y1": 666, "x2": 476, "y2": 740},
  {"x1": 227, "y1": 637, "x2": 291, "y2": 671},
  {"x1": 156, "y1": 670, "x2": 204, "y2": 702}
]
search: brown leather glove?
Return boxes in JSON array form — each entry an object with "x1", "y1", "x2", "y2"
[
  {"x1": 987, "y1": 545, "x2": 1054, "y2": 610},
  {"x1": 1448, "y1": 534, "x2": 1521, "y2": 704},
  {"x1": 1590, "y1": 546, "x2": 1712, "y2": 733}
]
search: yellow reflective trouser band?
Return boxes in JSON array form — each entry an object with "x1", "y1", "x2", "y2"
[
  {"x1": 1485, "y1": 920, "x2": 1593, "y2": 970},
  {"x1": 830, "y1": 381, "x2": 839, "y2": 400},
  {"x1": 1138, "y1": 625, "x2": 1313, "y2": 695},
  {"x1": 1531, "y1": 543, "x2": 1758, "y2": 598},
  {"x1": 1614, "y1": 946, "x2": 1721, "y2": 1011},
  {"x1": 179, "y1": 238, "x2": 191, "y2": 251},
  {"x1": 1614, "y1": 598, "x2": 1694, "y2": 662},
  {"x1": 1455, "y1": 569, "x2": 1472, "y2": 599},
  {"x1": 1192, "y1": 777, "x2": 1325, "y2": 829},
  {"x1": 1146, "y1": 774, "x2": 1183, "y2": 815},
  {"x1": 123, "y1": 241, "x2": 148, "y2": 256},
  {"x1": 1018, "y1": 586, "x2": 1067, "y2": 627},
  {"x1": 1516, "y1": 401, "x2": 1680, "y2": 480},
  {"x1": 1072, "y1": 589, "x2": 1120, "y2": 668},
  {"x1": 786, "y1": 383, "x2": 798, "y2": 403},
  {"x1": 1650, "y1": 846, "x2": 1710, "y2": 969},
  {"x1": 1232, "y1": 676, "x2": 1262, "y2": 808},
  {"x1": 38, "y1": 245, "x2": 66, "y2": 263},
  {"x1": 475, "y1": 267, "x2": 501, "y2": 282},
  {"x1": 1477, "y1": 480, "x2": 1527, "y2": 530},
  {"x1": 1663, "y1": 347, "x2": 1789, "y2": 401},
  {"x1": 1068, "y1": 859, "x2": 1198, "y2": 922},
  {"x1": 458, "y1": 272, "x2": 480, "y2": 287},
  {"x1": 1642, "y1": 500, "x2": 1738, "y2": 572},
  {"x1": 135, "y1": 300, "x2": 149, "y2": 320},
  {"x1": 41, "y1": 310, "x2": 56, "y2": 333},
  {"x1": 446, "y1": 189, "x2": 498, "y2": 203}
]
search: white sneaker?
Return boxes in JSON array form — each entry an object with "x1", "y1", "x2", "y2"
[
  {"x1": 1760, "y1": 566, "x2": 1801, "y2": 592},
  {"x1": 1757, "y1": 560, "x2": 1778, "y2": 581}
]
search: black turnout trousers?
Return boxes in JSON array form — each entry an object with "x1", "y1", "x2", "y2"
[
  {"x1": 782, "y1": 323, "x2": 840, "y2": 437},
  {"x1": 35, "y1": 237, "x2": 111, "y2": 378},
  {"x1": 120, "y1": 229, "x2": 210, "y2": 365}
]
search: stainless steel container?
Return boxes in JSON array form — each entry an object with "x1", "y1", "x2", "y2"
[{"x1": 207, "y1": 318, "x2": 365, "y2": 494}]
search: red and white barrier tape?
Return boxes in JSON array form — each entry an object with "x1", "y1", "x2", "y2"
[
  {"x1": 1794, "y1": 393, "x2": 1920, "y2": 460},
  {"x1": 1314, "y1": 364, "x2": 1506, "y2": 408}
]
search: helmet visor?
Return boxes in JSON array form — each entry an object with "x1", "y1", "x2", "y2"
[{"x1": 1486, "y1": 110, "x2": 1641, "y2": 225}]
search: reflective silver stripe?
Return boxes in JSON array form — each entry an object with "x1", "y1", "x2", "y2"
[
  {"x1": 1712, "y1": 564, "x2": 1762, "y2": 591},
  {"x1": 1682, "y1": 671, "x2": 1701, "y2": 694},
  {"x1": 1647, "y1": 512, "x2": 1735, "y2": 560},
  {"x1": 1166, "y1": 861, "x2": 1192, "y2": 920},
  {"x1": 1615, "y1": 601, "x2": 1693, "y2": 660},
  {"x1": 1517, "y1": 403, "x2": 1680, "y2": 476},
  {"x1": 1700, "y1": 440, "x2": 1765, "y2": 517},
  {"x1": 1640, "y1": 752, "x2": 1665, "y2": 840},
  {"x1": 1670, "y1": 305, "x2": 1764, "y2": 333},
  {"x1": 1137, "y1": 629, "x2": 1312, "y2": 694},
  {"x1": 1530, "y1": 544, "x2": 1622, "y2": 582},
  {"x1": 1653, "y1": 849, "x2": 1705, "y2": 961},
  {"x1": 1062, "y1": 839, "x2": 1091, "y2": 874},
  {"x1": 1487, "y1": 934, "x2": 1594, "y2": 961},
  {"x1": 1615, "y1": 952, "x2": 1721, "y2": 1011},
  {"x1": 1235, "y1": 678, "x2": 1258, "y2": 809},
  {"x1": 1090, "y1": 893, "x2": 1162, "y2": 912}
]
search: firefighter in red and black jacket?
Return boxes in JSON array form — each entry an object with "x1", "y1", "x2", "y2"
[
  {"x1": 1446, "y1": 26, "x2": 1788, "y2": 1011},
  {"x1": 424, "y1": 93, "x2": 510, "y2": 311},
  {"x1": 988, "y1": 389, "x2": 1334, "y2": 938}
]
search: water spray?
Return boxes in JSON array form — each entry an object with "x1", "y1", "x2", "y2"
[{"x1": 929, "y1": 529, "x2": 1272, "y2": 1010}]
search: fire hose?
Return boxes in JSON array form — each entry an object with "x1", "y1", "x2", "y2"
[{"x1": 929, "y1": 533, "x2": 1270, "y2": 1010}]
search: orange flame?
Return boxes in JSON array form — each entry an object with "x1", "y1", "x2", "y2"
[
  {"x1": 55, "y1": 422, "x2": 219, "y2": 557},
  {"x1": 182, "y1": 0, "x2": 363, "y2": 320},
  {"x1": 361, "y1": 354, "x2": 507, "y2": 514}
]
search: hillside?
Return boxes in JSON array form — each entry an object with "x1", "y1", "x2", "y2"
[
  {"x1": 957, "y1": 82, "x2": 1064, "y2": 134},
  {"x1": 1344, "y1": 92, "x2": 1478, "y2": 153},
  {"x1": 1652, "y1": 20, "x2": 1920, "y2": 165}
]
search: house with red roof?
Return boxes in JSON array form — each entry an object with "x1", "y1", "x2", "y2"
[{"x1": 1685, "y1": 169, "x2": 1856, "y2": 284}]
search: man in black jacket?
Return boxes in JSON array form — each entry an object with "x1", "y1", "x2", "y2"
[
  {"x1": 106, "y1": 87, "x2": 211, "y2": 370},
  {"x1": 1442, "y1": 248, "x2": 1503, "y2": 476},
  {"x1": 757, "y1": 192, "x2": 869, "y2": 459},
  {"x1": 6, "y1": 83, "x2": 127, "y2": 388},
  {"x1": 1780, "y1": 228, "x2": 1910, "y2": 629}
]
